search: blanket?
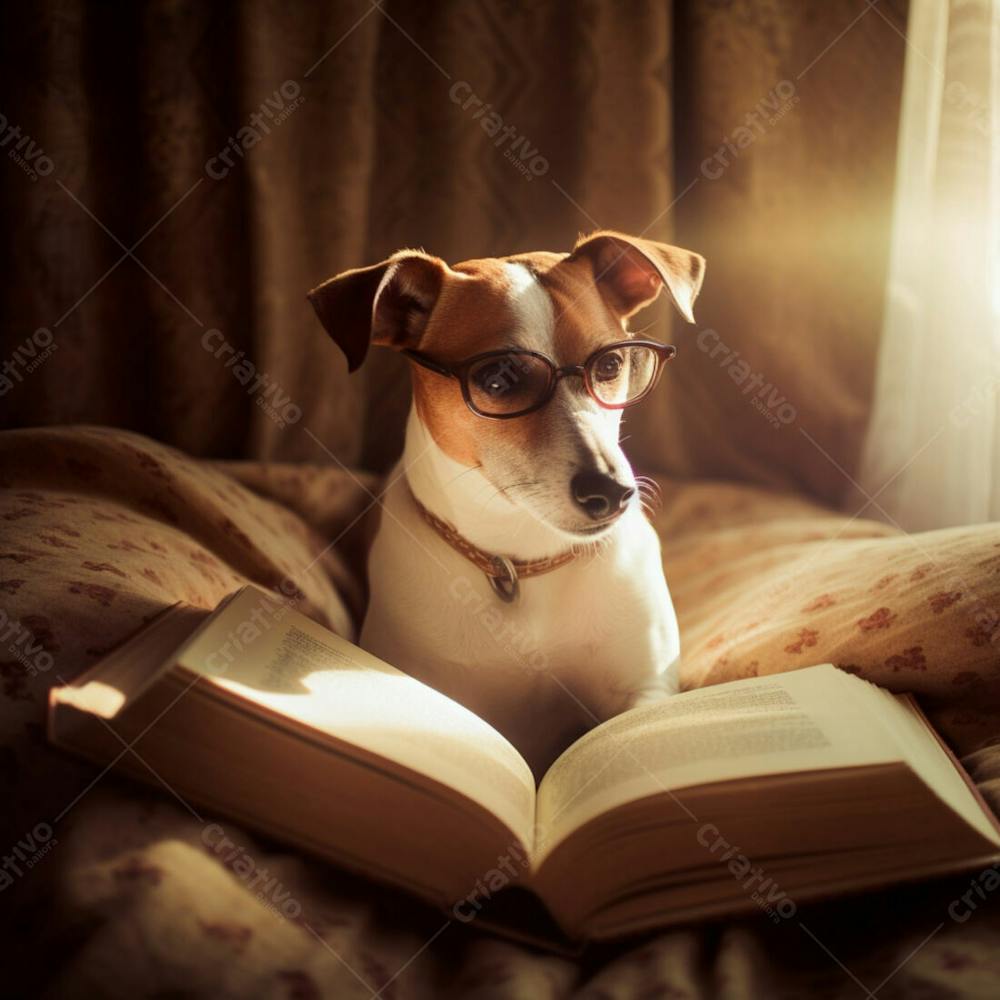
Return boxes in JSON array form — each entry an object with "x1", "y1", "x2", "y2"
[{"x1": 2, "y1": 425, "x2": 1000, "y2": 999}]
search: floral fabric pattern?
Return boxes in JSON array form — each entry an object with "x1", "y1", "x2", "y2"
[
  {"x1": 3, "y1": 428, "x2": 1000, "y2": 999},
  {"x1": 658, "y1": 479, "x2": 1000, "y2": 755}
]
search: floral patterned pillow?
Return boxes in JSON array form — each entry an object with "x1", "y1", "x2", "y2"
[{"x1": 653, "y1": 479, "x2": 1000, "y2": 753}]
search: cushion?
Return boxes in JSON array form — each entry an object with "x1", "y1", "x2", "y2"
[
  {"x1": 5, "y1": 426, "x2": 1000, "y2": 998},
  {"x1": 655, "y1": 479, "x2": 1000, "y2": 753},
  {"x1": 0, "y1": 425, "x2": 369, "y2": 880}
]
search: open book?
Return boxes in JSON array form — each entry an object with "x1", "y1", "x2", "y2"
[{"x1": 49, "y1": 585, "x2": 1000, "y2": 948}]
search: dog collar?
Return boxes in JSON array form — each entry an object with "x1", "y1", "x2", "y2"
[{"x1": 406, "y1": 485, "x2": 594, "y2": 604}]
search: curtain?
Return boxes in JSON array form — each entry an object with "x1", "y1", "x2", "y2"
[
  {"x1": 858, "y1": 0, "x2": 1000, "y2": 529},
  {"x1": 1, "y1": 0, "x2": 907, "y2": 509},
  {"x1": 0, "y1": 0, "x2": 676, "y2": 467}
]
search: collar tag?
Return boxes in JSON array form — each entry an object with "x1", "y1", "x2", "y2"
[{"x1": 488, "y1": 555, "x2": 519, "y2": 603}]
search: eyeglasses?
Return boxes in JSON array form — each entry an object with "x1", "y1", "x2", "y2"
[{"x1": 402, "y1": 340, "x2": 677, "y2": 419}]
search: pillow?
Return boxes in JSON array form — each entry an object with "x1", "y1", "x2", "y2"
[
  {"x1": 651, "y1": 479, "x2": 1000, "y2": 753},
  {"x1": 0, "y1": 425, "x2": 364, "y2": 846}
]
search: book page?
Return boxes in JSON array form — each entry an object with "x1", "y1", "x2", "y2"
[
  {"x1": 535, "y1": 665, "x2": 903, "y2": 859},
  {"x1": 868, "y1": 688, "x2": 1000, "y2": 846},
  {"x1": 173, "y1": 587, "x2": 536, "y2": 844}
]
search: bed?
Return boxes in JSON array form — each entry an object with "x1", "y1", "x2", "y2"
[{"x1": 3, "y1": 424, "x2": 1000, "y2": 999}]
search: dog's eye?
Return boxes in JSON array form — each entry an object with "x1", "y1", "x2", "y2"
[
  {"x1": 467, "y1": 353, "x2": 552, "y2": 416},
  {"x1": 594, "y1": 352, "x2": 625, "y2": 382},
  {"x1": 473, "y1": 362, "x2": 516, "y2": 397}
]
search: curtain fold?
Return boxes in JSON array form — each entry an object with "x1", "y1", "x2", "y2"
[
  {"x1": 0, "y1": 0, "x2": 676, "y2": 467},
  {"x1": 858, "y1": 0, "x2": 1000, "y2": 529},
  {"x1": 1, "y1": 1, "x2": 907, "y2": 509}
]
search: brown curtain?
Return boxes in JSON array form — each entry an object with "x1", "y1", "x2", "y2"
[{"x1": 0, "y1": 0, "x2": 906, "y2": 506}]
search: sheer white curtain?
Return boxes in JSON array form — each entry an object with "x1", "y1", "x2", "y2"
[{"x1": 859, "y1": 0, "x2": 1000, "y2": 530}]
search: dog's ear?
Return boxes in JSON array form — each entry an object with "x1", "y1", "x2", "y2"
[
  {"x1": 308, "y1": 251, "x2": 449, "y2": 372},
  {"x1": 569, "y1": 230, "x2": 705, "y2": 323}
]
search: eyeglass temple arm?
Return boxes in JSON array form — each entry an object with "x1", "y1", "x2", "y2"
[{"x1": 401, "y1": 349, "x2": 455, "y2": 379}]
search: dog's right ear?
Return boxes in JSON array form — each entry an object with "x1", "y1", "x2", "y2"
[{"x1": 308, "y1": 251, "x2": 449, "y2": 372}]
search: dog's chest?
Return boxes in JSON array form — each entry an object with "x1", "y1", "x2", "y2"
[
  {"x1": 445, "y1": 567, "x2": 619, "y2": 676},
  {"x1": 359, "y1": 472, "x2": 679, "y2": 774},
  {"x1": 364, "y1": 494, "x2": 676, "y2": 705}
]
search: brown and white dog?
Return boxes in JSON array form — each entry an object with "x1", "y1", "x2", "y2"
[{"x1": 309, "y1": 231, "x2": 705, "y2": 776}]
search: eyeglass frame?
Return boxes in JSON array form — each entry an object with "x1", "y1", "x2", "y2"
[{"x1": 400, "y1": 339, "x2": 677, "y2": 420}]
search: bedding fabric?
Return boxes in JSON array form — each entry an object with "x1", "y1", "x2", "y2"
[{"x1": 3, "y1": 425, "x2": 1000, "y2": 999}]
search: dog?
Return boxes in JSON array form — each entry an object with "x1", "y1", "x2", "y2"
[{"x1": 309, "y1": 231, "x2": 705, "y2": 777}]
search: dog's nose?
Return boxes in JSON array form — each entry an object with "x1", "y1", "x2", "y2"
[{"x1": 570, "y1": 471, "x2": 635, "y2": 520}]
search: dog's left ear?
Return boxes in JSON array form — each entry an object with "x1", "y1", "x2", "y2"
[
  {"x1": 569, "y1": 230, "x2": 706, "y2": 323},
  {"x1": 308, "y1": 250, "x2": 450, "y2": 372}
]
